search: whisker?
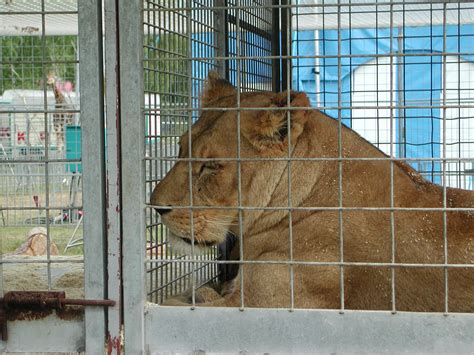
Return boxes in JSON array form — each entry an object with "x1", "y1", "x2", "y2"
[{"x1": 201, "y1": 219, "x2": 238, "y2": 227}]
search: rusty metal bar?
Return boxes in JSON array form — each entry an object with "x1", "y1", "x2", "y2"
[
  {"x1": 61, "y1": 298, "x2": 116, "y2": 307},
  {"x1": 0, "y1": 291, "x2": 115, "y2": 341},
  {"x1": 1, "y1": 291, "x2": 115, "y2": 309}
]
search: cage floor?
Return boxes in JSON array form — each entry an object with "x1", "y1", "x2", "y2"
[{"x1": 2, "y1": 255, "x2": 84, "y2": 299}]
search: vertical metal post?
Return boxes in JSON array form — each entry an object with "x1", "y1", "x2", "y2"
[
  {"x1": 272, "y1": 0, "x2": 281, "y2": 92},
  {"x1": 397, "y1": 27, "x2": 405, "y2": 158},
  {"x1": 389, "y1": 2, "x2": 396, "y2": 314},
  {"x1": 119, "y1": 0, "x2": 146, "y2": 353},
  {"x1": 0, "y1": 62, "x2": 2, "y2": 294},
  {"x1": 215, "y1": 0, "x2": 227, "y2": 79},
  {"x1": 40, "y1": 0, "x2": 52, "y2": 294},
  {"x1": 0, "y1": 37, "x2": 2, "y2": 92},
  {"x1": 337, "y1": 0, "x2": 344, "y2": 313},
  {"x1": 314, "y1": 29, "x2": 320, "y2": 106},
  {"x1": 186, "y1": 0, "x2": 197, "y2": 308},
  {"x1": 441, "y1": 1, "x2": 449, "y2": 314},
  {"x1": 0, "y1": 29, "x2": 4, "y2": 293},
  {"x1": 280, "y1": 0, "x2": 289, "y2": 91},
  {"x1": 286, "y1": 0, "x2": 294, "y2": 310},
  {"x1": 235, "y1": 3, "x2": 245, "y2": 310},
  {"x1": 104, "y1": 0, "x2": 122, "y2": 351},
  {"x1": 78, "y1": 0, "x2": 108, "y2": 353}
]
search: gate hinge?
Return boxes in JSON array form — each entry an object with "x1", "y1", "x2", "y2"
[{"x1": 0, "y1": 291, "x2": 115, "y2": 341}]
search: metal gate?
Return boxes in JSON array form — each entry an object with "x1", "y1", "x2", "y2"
[{"x1": 0, "y1": 0, "x2": 109, "y2": 352}]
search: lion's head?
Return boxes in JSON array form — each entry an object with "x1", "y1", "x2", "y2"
[{"x1": 150, "y1": 72, "x2": 310, "y2": 254}]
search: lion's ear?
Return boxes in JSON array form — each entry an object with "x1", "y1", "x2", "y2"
[
  {"x1": 243, "y1": 91, "x2": 310, "y2": 152},
  {"x1": 201, "y1": 71, "x2": 236, "y2": 107}
]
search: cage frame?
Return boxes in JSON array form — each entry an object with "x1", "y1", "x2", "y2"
[
  {"x1": 0, "y1": 0, "x2": 107, "y2": 353},
  {"x1": 120, "y1": 0, "x2": 474, "y2": 353},
  {"x1": 2, "y1": 0, "x2": 474, "y2": 352}
]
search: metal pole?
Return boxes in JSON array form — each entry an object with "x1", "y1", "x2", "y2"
[
  {"x1": 0, "y1": 31, "x2": 3, "y2": 295},
  {"x1": 272, "y1": 0, "x2": 281, "y2": 92},
  {"x1": 280, "y1": 0, "x2": 289, "y2": 91},
  {"x1": 215, "y1": 0, "x2": 227, "y2": 79},
  {"x1": 104, "y1": 0, "x2": 123, "y2": 351},
  {"x1": 78, "y1": 0, "x2": 108, "y2": 352},
  {"x1": 397, "y1": 26, "x2": 405, "y2": 158},
  {"x1": 119, "y1": 0, "x2": 146, "y2": 352}
]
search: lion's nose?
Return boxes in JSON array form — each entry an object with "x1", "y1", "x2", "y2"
[{"x1": 155, "y1": 207, "x2": 172, "y2": 215}]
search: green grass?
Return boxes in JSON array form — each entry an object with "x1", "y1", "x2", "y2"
[
  {"x1": 2, "y1": 225, "x2": 84, "y2": 256},
  {"x1": 2, "y1": 223, "x2": 164, "y2": 257}
]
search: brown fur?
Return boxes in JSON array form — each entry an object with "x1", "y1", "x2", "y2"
[{"x1": 151, "y1": 73, "x2": 474, "y2": 312}]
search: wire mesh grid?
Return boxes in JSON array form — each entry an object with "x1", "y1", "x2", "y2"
[
  {"x1": 146, "y1": 0, "x2": 474, "y2": 313},
  {"x1": 227, "y1": 0, "x2": 274, "y2": 91},
  {"x1": 144, "y1": 0, "x2": 220, "y2": 304},
  {"x1": 0, "y1": 0, "x2": 84, "y2": 299}
]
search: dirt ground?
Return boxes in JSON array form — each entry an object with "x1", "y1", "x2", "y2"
[{"x1": 2, "y1": 255, "x2": 84, "y2": 299}]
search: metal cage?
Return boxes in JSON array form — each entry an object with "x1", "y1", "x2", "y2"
[
  {"x1": 127, "y1": 0, "x2": 474, "y2": 352},
  {"x1": 2, "y1": 0, "x2": 474, "y2": 353},
  {"x1": 0, "y1": 0, "x2": 106, "y2": 352}
]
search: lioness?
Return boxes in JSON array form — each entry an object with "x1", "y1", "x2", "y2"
[{"x1": 151, "y1": 72, "x2": 474, "y2": 311}]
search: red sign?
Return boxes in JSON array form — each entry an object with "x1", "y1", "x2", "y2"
[
  {"x1": 17, "y1": 131, "x2": 25, "y2": 142},
  {"x1": 0, "y1": 127, "x2": 10, "y2": 138}
]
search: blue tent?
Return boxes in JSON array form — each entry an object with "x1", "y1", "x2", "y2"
[
  {"x1": 292, "y1": 25, "x2": 474, "y2": 184},
  {"x1": 181, "y1": 25, "x2": 474, "y2": 186}
]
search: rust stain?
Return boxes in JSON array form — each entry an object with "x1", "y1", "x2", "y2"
[
  {"x1": 1, "y1": 292, "x2": 112, "y2": 322},
  {"x1": 57, "y1": 307, "x2": 84, "y2": 321},
  {"x1": 107, "y1": 333, "x2": 121, "y2": 355},
  {"x1": 7, "y1": 307, "x2": 84, "y2": 322},
  {"x1": 106, "y1": 176, "x2": 110, "y2": 209}
]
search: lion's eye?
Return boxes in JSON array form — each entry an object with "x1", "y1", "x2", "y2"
[{"x1": 199, "y1": 161, "x2": 222, "y2": 177}]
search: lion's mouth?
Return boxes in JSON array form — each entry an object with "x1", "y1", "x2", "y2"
[{"x1": 181, "y1": 237, "x2": 217, "y2": 247}]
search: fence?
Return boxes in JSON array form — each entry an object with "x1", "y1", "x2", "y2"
[
  {"x1": 1, "y1": 0, "x2": 474, "y2": 353},
  {"x1": 127, "y1": 0, "x2": 474, "y2": 352}
]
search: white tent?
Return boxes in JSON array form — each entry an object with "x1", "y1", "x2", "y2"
[
  {"x1": 2, "y1": 0, "x2": 474, "y2": 37},
  {"x1": 0, "y1": 0, "x2": 78, "y2": 36}
]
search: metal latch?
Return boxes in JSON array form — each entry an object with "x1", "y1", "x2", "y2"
[{"x1": 0, "y1": 291, "x2": 115, "y2": 341}]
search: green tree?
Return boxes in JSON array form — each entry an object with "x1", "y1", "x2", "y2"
[
  {"x1": 144, "y1": 33, "x2": 189, "y2": 105},
  {"x1": 0, "y1": 36, "x2": 77, "y2": 95}
]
